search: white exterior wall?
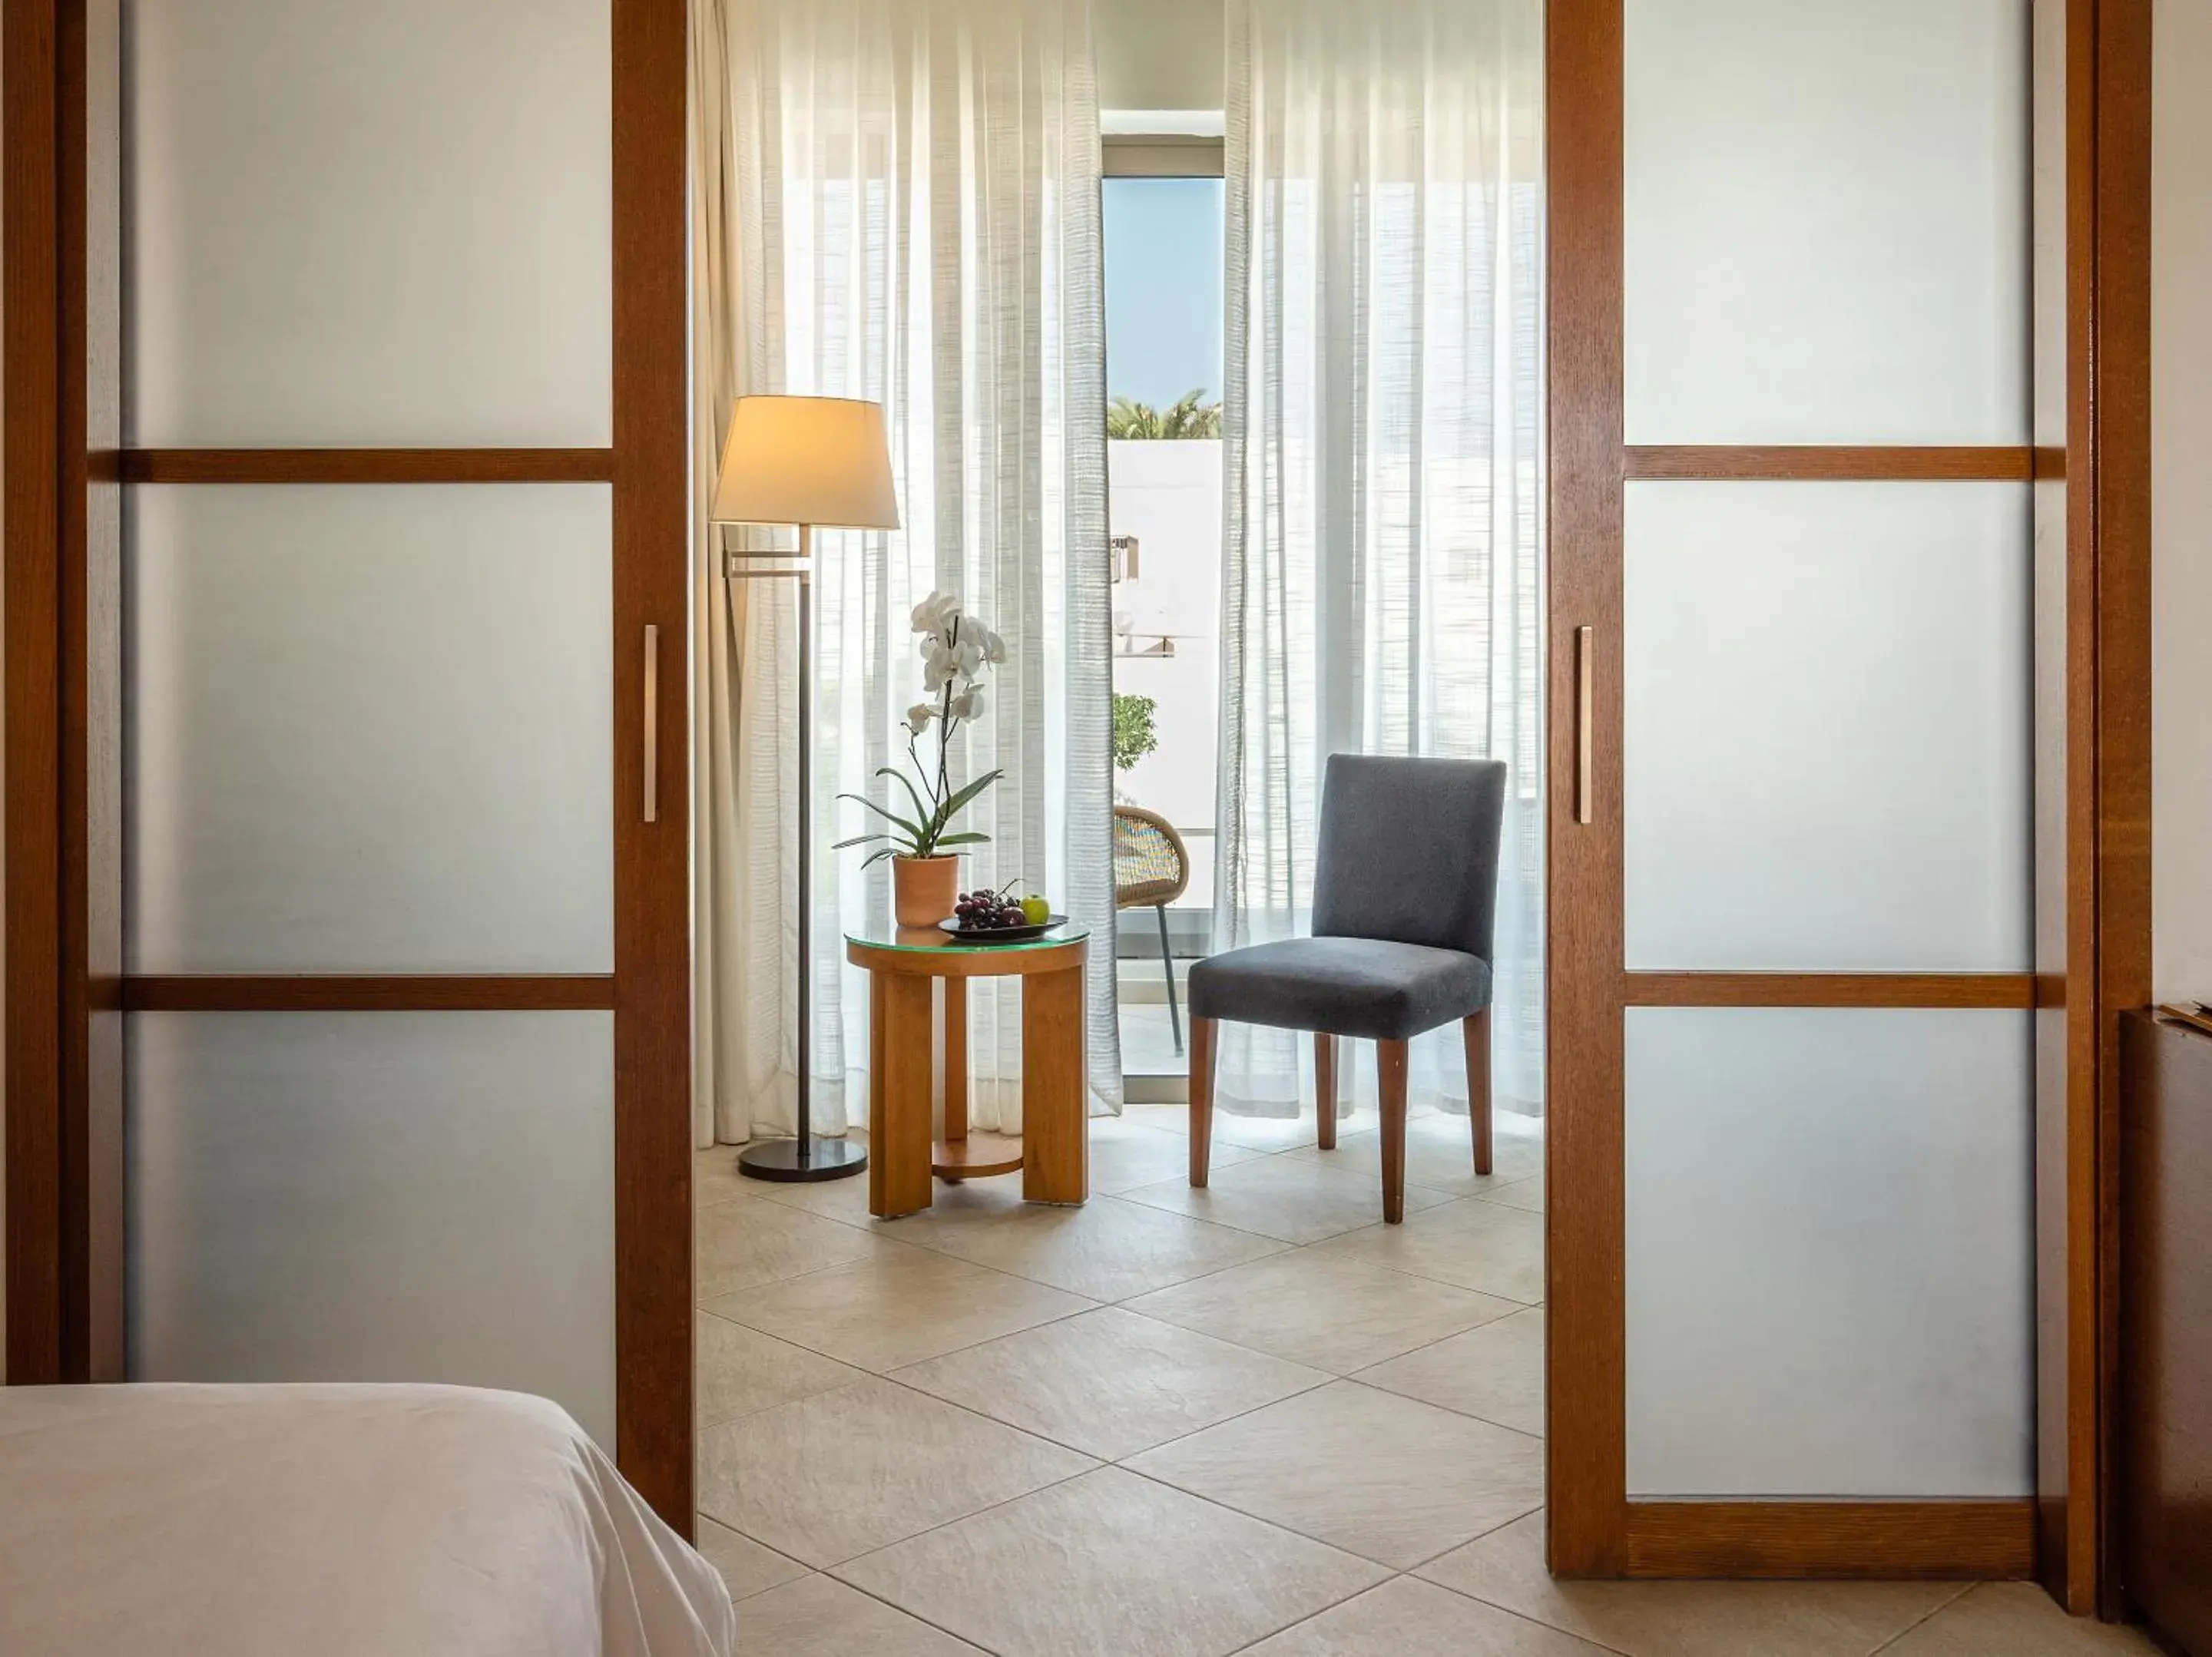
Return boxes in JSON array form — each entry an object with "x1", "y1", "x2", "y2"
[{"x1": 1109, "y1": 438, "x2": 1222, "y2": 911}]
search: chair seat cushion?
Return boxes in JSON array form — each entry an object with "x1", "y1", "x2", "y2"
[{"x1": 1187, "y1": 938, "x2": 1492, "y2": 1043}]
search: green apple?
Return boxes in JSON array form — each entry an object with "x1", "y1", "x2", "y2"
[{"x1": 1020, "y1": 894, "x2": 1049, "y2": 926}]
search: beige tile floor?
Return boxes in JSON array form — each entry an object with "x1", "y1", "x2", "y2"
[{"x1": 692, "y1": 1107, "x2": 2158, "y2": 1657}]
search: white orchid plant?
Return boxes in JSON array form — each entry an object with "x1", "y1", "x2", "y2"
[{"x1": 834, "y1": 592, "x2": 1006, "y2": 868}]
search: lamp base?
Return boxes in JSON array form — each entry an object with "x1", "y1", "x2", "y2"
[{"x1": 736, "y1": 1137, "x2": 869, "y2": 1183}]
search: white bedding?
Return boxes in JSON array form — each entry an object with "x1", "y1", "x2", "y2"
[{"x1": 0, "y1": 1384, "x2": 736, "y2": 1657}]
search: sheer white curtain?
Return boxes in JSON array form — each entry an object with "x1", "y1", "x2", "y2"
[
  {"x1": 692, "y1": 0, "x2": 755, "y2": 1147},
  {"x1": 708, "y1": 0, "x2": 1119, "y2": 1143},
  {"x1": 1214, "y1": 0, "x2": 1545, "y2": 1120}
]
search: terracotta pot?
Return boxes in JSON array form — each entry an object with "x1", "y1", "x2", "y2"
[{"x1": 892, "y1": 853, "x2": 960, "y2": 928}]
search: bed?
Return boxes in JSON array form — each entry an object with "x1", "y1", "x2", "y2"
[{"x1": 0, "y1": 1383, "x2": 737, "y2": 1657}]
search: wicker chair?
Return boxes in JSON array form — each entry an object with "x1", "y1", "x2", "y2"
[{"x1": 1112, "y1": 805, "x2": 1190, "y2": 1053}]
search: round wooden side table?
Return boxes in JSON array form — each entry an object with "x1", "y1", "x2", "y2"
[{"x1": 843, "y1": 920, "x2": 1091, "y2": 1219}]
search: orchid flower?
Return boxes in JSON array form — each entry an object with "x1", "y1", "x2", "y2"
[
  {"x1": 909, "y1": 590, "x2": 961, "y2": 637},
  {"x1": 836, "y1": 594, "x2": 1008, "y2": 868}
]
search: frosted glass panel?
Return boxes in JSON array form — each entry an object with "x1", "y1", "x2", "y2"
[
  {"x1": 127, "y1": 1012, "x2": 617, "y2": 1447},
  {"x1": 1624, "y1": 482, "x2": 2030, "y2": 971},
  {"x1": 2032, "y1": 0, "x2": 2069, "y2": 450},
  {"x1": 1625, "y1": 1008, "x2": 2033, "y2": 1497},
  {"x1": 127, "y1": 485, "x2": 613, "y2": 974},
  {"x1": 126, "y1": 0, "x2": 611, "y2": 446},
  {"x1": 1624, "y1": 0, "x2": 2028, "y2": 444}
]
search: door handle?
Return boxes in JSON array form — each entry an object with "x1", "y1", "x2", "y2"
[
  {"x1": 643, "y1": 623, "x2": 659, "y2": 825},
  {"x1": 1575, "y1": 624, "x2": 1594, "y2": 826}
]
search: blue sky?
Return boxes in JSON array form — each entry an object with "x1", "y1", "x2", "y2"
[{"x1": 1103, "y1": 177, "x2": 1224, "y2": 410}]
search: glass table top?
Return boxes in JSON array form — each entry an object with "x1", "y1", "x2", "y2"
[{"x1": 845, "y1": 905, "x2": 1089, "y2": 956}]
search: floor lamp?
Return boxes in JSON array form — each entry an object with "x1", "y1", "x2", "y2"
[{"x1": 714, "y1": 395, "x2": 900, "y2": 1182}]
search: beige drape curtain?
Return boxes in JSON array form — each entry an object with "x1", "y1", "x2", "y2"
[
  {"x1": 1214, "y1": 0, "x2": 1547, "y2": 1120},
  {"x1": 690, "y1": 0, "x2": 759, "y2": 1147},
  {"x1": 692, "y1": 0, "x2": 1119, "y2": 1146}
]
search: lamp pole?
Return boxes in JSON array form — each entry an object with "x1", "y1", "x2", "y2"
[
  {"x1": 731, "y1": 520, "x2": 866, "y2": 1183},
  {"x1": 797, "y1": 526, "x2": 811, "y2": 1162},
  {"x1": 711, "y1": 394, "x2": 892, "y2": 1182}
]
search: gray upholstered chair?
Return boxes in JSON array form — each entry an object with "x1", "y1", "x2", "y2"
[{"x1": 1187, "y1": 753, "x2": 1507, "y2": 1224}]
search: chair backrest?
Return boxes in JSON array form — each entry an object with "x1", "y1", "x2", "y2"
[
  {"x1": 1112, "y1": 805, "x2": 1190, "y2": 909},
  {"x1": 1310, "y1": 753, "x2": 1508, "y2": 961}
]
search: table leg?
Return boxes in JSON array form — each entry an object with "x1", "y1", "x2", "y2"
[
  {"x1": 869, "y1": 970, "x2": 935, "y2": 1218},
  {"x1": 936, "y1": 976, "x2": 971, "y2": 1183},
  {"x1": 944, "y1": 976, "x2": 969, "y2": 1144},
  {"x1": 1022, "y1": 963, "x2": 1088, "y2": 1204}
]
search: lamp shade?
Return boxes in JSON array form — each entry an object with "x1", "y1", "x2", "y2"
[{"x1": 711, "y1": 394, "x2": 900, "y2": 531}]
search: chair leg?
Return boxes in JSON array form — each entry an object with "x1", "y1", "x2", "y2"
[
  {"x1": 1463, "y1": 1008, "x2": 1493, "y2": 1176},
  {"x1": 1189, "y1": 1017, "x2": 1217, "y2": 1188},
  {"x1": 1314, "y1": 1032, "x2": 1338, "y2": 1149},
  {"x1": 1156, "y1": 904, "x2": 1183, "y2": 1055},
  {"x1": 1379, "y1": 1038, "x2": 1409, "y2": 1224}
]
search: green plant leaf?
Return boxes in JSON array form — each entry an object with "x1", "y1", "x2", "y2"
[
  {"x1": 1111, "y1": 691, "x2": 1159, "y2": 771},
  {"x1": 831, "y1": 832, "x2": 894, "y2": 851},
  {"x1": 933, "y1": 832, "x2": 991, "y2": 847},
  {"x1": 1107, "y1": 389, "x2": 1220, "y2": 441},
  {"x1": 859, "y1": 845, "x2": 902, "y2": 868},
  {"x1": 935, "y1": 767, "x2": 1005, "y2": 827},
  {"x1": 837, "y1": 791, "x2": 922, "y2": 838},
  {"x1": 875, "y1": 765, "x2": 934, "y2": 825}
]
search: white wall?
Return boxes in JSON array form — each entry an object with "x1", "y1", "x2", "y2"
[
  {"x1": 2155, "y1": 0, "x2": 2212, "y2": 1001},
  {"x1": 1095, "y1": 0, "x2": 1223, "y2": 114},
  {"x1": 1110, "y1": 439, "x2": 1221, "y2": 908}
]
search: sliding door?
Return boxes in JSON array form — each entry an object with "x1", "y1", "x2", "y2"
[
  {"x1": 1548, "y1": 0, "x2": 2041, "y2": 1576},
  {"x1": 5, "y1": 0, "x2": 691, "y2": 1526}
]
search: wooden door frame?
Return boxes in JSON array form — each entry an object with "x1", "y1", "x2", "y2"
[
  {"x1": 1543, "y1": 0, "x2": 2151, "y2": 1591},
  {"x1": 3, "y1": 0, "x2": 697, "y2": 1532},
  {"x1": 5, "y1": 0, "x2": 124, "y2": 1392},
  {"x1": 2045, "y1": 0, "x2": 2152, "y2": 1619}
]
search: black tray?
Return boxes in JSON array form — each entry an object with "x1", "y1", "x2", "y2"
[{"x1": 936, "y1": 914, "x2": 1068, "y2": 945}]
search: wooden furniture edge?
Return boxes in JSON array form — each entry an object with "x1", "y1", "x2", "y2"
[
  {"x1": 1619, "y1": 1500, "x2": 2038, "y2": 1579},
  {"x1": 932, "y1": 1130, "x2": 1025, "y2": 1181},
  {"x1": 609, "y1": 0, "x2": 694, "y2": 1533},
  {"x1": 1544, "y1": 0, "x2": 1630, "y2": 1576},
  {"x1": 111, "y1": 448, "x2": 616, "y2": 485},
  {"x1": 1623, "y1": 974, "x2": 2036, "y2": 1010},
  {"x1": 845, "y1": 935, "x2": 1091, "y2": 978},
  {"x1": 1624, "y1": 446, "x2": 2041, "y2": 482},
  {"x1": 118, "y1": 976, "x2": 621, "y2": 1012}
]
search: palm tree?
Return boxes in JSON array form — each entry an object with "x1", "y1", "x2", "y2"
[
  {"x1": 1108, "y1": 395, "x2": 1157, "y2": 439},
  {"x1": 1108, "y1": 388, "x2": 1221, "y2": 439}
]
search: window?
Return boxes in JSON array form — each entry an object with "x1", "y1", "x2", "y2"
[{"x1": 1104, "y1": 144, "x2": 1224, "y2": 1080}]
